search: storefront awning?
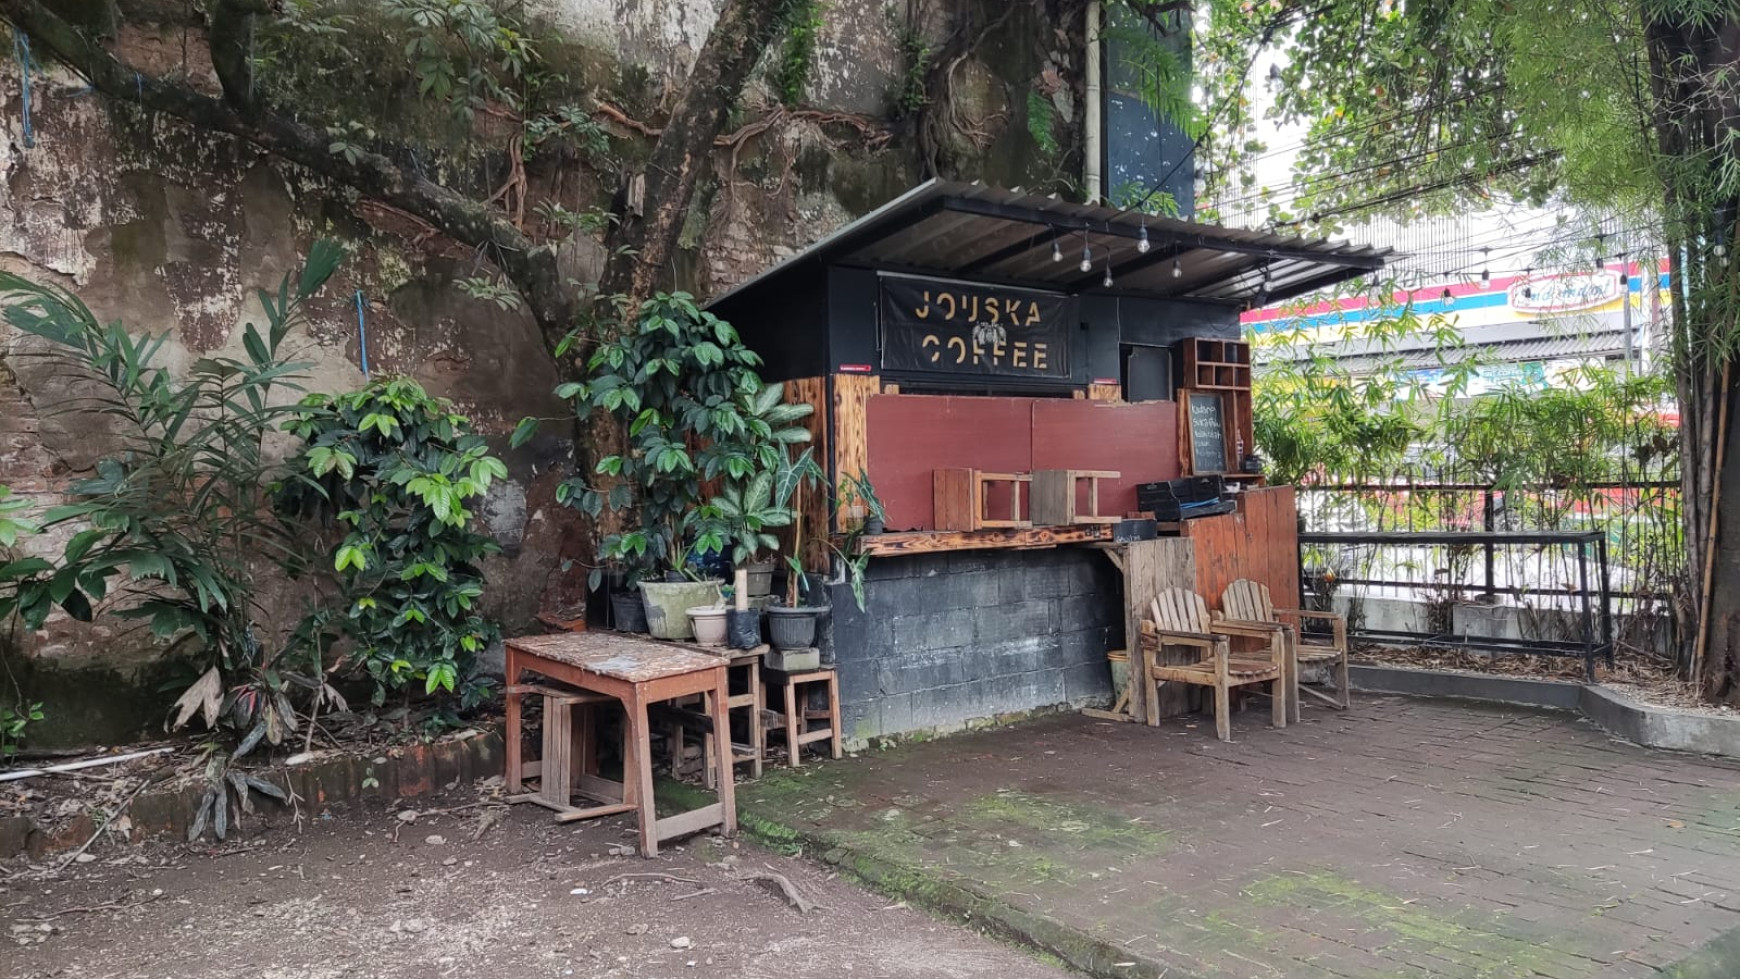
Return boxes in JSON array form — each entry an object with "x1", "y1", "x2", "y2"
[{"x1": 709, "y1": 180, "x2": 1391, "y2": 308}]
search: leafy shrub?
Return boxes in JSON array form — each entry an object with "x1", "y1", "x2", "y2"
[{"x1": 281, "y1": 377, "x2": 504, "y2": 707}]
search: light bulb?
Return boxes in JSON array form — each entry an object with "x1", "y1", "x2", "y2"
[
  {"x1": 1137, "y1": 224, "x2": 1151, "y2": 254},
  {"x1": 1103, "y1": 265, "x2": 1113, "y2": 288},
  {"x1": 1597, "y1": 255, "x2": 1605, "y2": 270},
  {"x1": 1051, "y1": 239, "x2": 1062, "y2": 262},
  {"x1": 1171, "y1": 258, "x2": 1182, "y2": 279},
  {"x1": 1480, "y1": 269, "x2": 1491, "y2": 289},
  {"x1": 1441, "y1": 288, "x2": 1455, "y2": 308},
  {"x1": 1080, "y1": 244, "x2": 1093, "y2": 273}
]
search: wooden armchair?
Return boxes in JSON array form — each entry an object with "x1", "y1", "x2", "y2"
[
  {"x1": 1141, "y1": 588, "x2": 1293, "y2": 742},
  {"x1": 1222, "y1": 578, "x2": 1350, "y2": 714}
]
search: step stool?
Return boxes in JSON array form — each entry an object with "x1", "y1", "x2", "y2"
[{"x1": 761, "y1": 666, "x2": 842, "y2": 767}]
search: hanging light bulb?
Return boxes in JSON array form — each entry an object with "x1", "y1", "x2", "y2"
[
  {"x1": 1171, "y1": 257, "x2": 1183, "y2": 279},
  {"x1": 1051, "y1": 237, "x2": 1062, "y2": 263},
  {"x1": 1103, "y1": 260, "x2": 1114, "y2": 288},
  {"x1": 1137, "y1": 222, "x2": 1151, "y2": 254},
  {"x1": 1479, "y1": 248, "x2": 1491, "y2": 289},
  {"x1": 1441, "y1": 287, "x2": 1455, "y2": 308},
  {"x1": 1080, "y1": 240, "x2": 1093, "y2": 274},
  {"x1": 1595, "y1": 233, "x2": 1607, "y2": 270},
  {"x1": 1522, "y1": 267, "x2": 1533, "y2": 300}
]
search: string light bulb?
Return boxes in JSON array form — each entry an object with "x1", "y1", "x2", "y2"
[
  {"x1": 1522, "y1": 267, "x2": 1533, "y2": 300},
  {"x1": 1441, "y1": 287, "x2": 1455, "y2": 308},
  {"x1": 1595, "y1": 233, "x2": 1607, "y2": 270},
  {"x1": 1103, "y1": 260, "x2": 1113, "y2": 288},
  {"x1": 1479, "y1": 248, "x2": 1491, "y2": 289},
  {"x1": 1080, "y1": 239, "x2": 1093, "y2": 273},
  {"x1": 1171, "y1": 257, "x2": 1183, "y2": 279},
  {"x1": 1051, "y1": 237, "x2": 1062, "y2": 263},
  {"x1": 1137, "y1": 221, "x2": 1151, "y2": 254}
]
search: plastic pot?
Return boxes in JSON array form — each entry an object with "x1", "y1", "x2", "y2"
[
  {"x1": 863, "y1": 516, "x2": 885, "y2": 535},
  {"x1": 640, "y1": 580, "x2": 723, "y2": 640},
  {"x1": 741, "y1": 560, "x2": 775, "y2": 598},
  {"x1": 611, "y1": 591, "x2": 648, "y2": 633},
  {"x1": 687, "y1": 606, "x2": 729, "y2": 646},
  {"x1": 726, "y1": 608, "x2": 761, "y2": 649},
  {"x1": 767, "y1": 605, "x2": 823, "y2": 650}
]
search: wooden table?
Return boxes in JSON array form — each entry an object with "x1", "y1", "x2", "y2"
[{"x1": 504, "y1": 633, "x2": 736, "y2": 857}]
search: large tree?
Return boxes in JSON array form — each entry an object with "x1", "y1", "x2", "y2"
[
  {"x1": 0, "y1": 0, "x2": 803, "y2": 354},
  {"x1": 1182, "y1": 0, "x2": 1740, "y2": 700}
]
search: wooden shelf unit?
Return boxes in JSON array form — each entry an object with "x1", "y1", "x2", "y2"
[{"x1": 1180, "y1": 338, "x2": 1252, "y2": 391}]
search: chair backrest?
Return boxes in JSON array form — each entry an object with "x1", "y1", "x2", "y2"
[
  {"x1": 1221, "y1": 579, "x2": 1275, "y2": 623},
  {"x1": 1149, "y1": 588, "x2": 1213, "y2": 633}
]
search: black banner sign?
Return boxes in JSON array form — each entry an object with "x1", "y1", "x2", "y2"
[{"x1": 880, "y1": 277, "x2": 1072, "y2": 379}]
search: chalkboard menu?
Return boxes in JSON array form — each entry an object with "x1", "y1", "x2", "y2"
[{"x1": 1187, "y1": 392, "x2": 1228, "y2": 473}]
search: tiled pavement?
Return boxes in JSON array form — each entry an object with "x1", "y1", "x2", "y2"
[{"x1": 736, "y1": 696, "x2": 1740, "y2": 978}]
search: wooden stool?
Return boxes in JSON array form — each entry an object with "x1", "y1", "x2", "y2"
[
  {"x1": 933, "y1": 469, "x2": 1032, "y2": 530},
  {"x1": 669, "y1": 646, "x2": 767, "y2": 787},
  {"x1": 505, "y1": 683, "x2": 638, "y2": 822},
  {"x1": 1031, "y1": 469, "x2": 1122, "y2": 526},
  {"x1": 762, "y1": 667, "x2": 842, "y2": 767}
]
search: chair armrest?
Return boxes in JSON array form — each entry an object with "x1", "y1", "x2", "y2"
[
  {"x1": 1274, "y1": 607, "x2": 1343, "y2": 623},
  {"x1": 1150, "y1": 628, "x2": 1222, "y2": 648},
  {"x1": 1209, "y1": 617, "x2": 1291, "y2": 640}
]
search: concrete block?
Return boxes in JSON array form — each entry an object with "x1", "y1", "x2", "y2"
[
  {"x1": 935, "y1": 571, "x2": 1002, "y2": 610},
  {"x1": 1019, "y1": 564, "x2": 1075, "y2": 600},
  {"x1": 976, "y1": 600, "x2": 1056, "y2": 645},
  {"x1": 1058, "y1": 627, "x2": 1117, "y2": 666},
  {"x1": 891, "y1": 611, "x2": 974, "y2": 653},
  {"x1": 865, "y1": 554, "x2": 929, "y2": 581},
  {"x1": 1062, "y1": 660, "x2": 1115, "y2": 704},
  {"x1": 1057, "y1": 593, "x2": 1119, "y2": 632}
]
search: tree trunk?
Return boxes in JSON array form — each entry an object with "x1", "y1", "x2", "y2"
[{"x1": 1646, "y1": 10, "x2": 1740, "y2": 702}]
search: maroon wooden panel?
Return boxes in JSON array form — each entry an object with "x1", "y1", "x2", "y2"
[
  {"x1": 866, "y1": 395, "x2": 1035, "y2": 531},
  {"x1": 1185, "y1": 485, "x2": 1300, "y2": 613},
  {"x1": 1030, "y1": 400, "x2": 1182, "y2": 517}
]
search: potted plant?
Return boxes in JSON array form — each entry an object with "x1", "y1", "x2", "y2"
[
  {"x1": 686, "y1": 602, "x2": 729, "y2": 645},
  {"x1": 701, "y1": 383, "x2": 814, "y2": 598},
  {"x1": 533, "y1": 293, "x2": 768, "y2": 640},
  {"x1": 768, "y1": 447, "x2": 829, "y2": 651},
  {"x1": 840, "y1": 470, "x2": 886, "y2": 535}
]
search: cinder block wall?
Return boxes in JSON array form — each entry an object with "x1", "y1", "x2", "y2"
[{"x1": 824, "y1": 549, "x2": 1123, "y2": 741}]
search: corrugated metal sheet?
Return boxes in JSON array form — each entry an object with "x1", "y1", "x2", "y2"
[{"x1": 707, "y1": 180, "x2": 1391, "y2": 308}]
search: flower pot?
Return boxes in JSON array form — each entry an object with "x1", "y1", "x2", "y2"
[
  {"x1": 727, "y1": 608, "x2": 761, "y2": 649},
  {"x1": 611, "y1": 591, "x2": 648, "y2": 633},
  {"x1": 639, "y1": 580, "x2": 723, "y2": 640},
  {"x1": 767, "y1": 605, "x2": 823, "y2": 651},
  {"x1": 687, "y1": 606, "x2": 729, "y2": 646},
  {"x1": 862, "y1": 515, "x2": 885, "y2": 535},
  {"x1": 741, "y1": 560, "x2": 776, "y2": 598}
]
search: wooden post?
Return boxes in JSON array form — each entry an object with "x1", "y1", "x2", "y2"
[{"x1": 831, "y1": 374, "x2": 880, "y2": 532}]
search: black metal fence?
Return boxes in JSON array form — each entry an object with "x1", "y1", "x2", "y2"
[{"x1": 1298, "y1": 529, "x2": 1615, "y2": 678}]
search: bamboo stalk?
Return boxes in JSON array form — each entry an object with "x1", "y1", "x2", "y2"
[{"x1": 1692, "y1": 359, "x2": 1732, "y2": 683}]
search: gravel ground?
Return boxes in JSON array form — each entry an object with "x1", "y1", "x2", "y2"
[{"x1": 1, "y1": 793, "x2": 1072, "y2": 979}]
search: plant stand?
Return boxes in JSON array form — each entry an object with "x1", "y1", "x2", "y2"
[{"x1": 761, "y1": 666, "x2": 842, "y2": 768}]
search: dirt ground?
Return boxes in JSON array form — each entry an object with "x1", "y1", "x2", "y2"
[{"x1": 0, "y1": 793, "x2": 1071, "y2": 979}]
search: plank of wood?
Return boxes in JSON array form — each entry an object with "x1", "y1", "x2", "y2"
[
  {"x1": 788, "y1": 377, "x2": 831, "y2": 564},
  {"x1": 656, "y1": 803, "x2": 725, "y2": 841},
  {"x1": 856, "y1": 524, "x2": 1115, "y2": 556},
  {"x1": 933, "y1": 468, "x2": 978, "y2": 531},
  {"x1": 832, "y1": 374, "x2": 880, "y2": 532},
  {"x1": 1119, "y1": 538, "x2": 1197, "y2": 724},
  {"x1": 1030, "y1": 469, "x2": 1076, "y2": 527},
  {"x1": 1087, "y1": 384, "x2": 1123, "y2": 402}
]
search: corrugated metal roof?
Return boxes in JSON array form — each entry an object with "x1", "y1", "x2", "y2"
[
  {"x1": 1258, "y1": 314, "x2": 1632, "y2": 374},
  {"x1": 707, "y1": 180, "x2": 1392, "y2": 308}
]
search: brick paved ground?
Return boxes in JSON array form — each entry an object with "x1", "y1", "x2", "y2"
[{"x1": 741, "y1": 695, "x2": 1740, "y2": 978}]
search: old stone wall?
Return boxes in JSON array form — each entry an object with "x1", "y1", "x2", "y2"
[{"x1": 0, "y1": 0, "x2": 1084, "y2": 746}]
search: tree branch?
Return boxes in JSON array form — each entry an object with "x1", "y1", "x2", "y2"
[{"x1": 1, "y1": 0, "x2": 575, "y2": 346}]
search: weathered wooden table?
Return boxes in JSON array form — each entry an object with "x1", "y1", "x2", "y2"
[{"x1": 503, "y1": 632, "x2": 736, "y2": 857}]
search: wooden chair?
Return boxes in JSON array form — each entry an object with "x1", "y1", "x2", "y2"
[
  {"x1": 1141, "y1": 589, "x2": 1293, "y2": 742},
  {"x1": 1221, "y1": 578, "x2": 1349, "y2": 714}
]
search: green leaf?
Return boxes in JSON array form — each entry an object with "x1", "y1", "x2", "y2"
[{"x1": 510, "y1": 416, "x2": 541, "y2": 448}]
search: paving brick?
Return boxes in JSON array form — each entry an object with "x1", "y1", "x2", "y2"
[{"x1": 742, "y1": 696, "x2": 1740, "y2": 979}]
